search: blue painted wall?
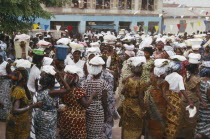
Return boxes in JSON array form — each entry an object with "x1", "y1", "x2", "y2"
[{"x1": 35, "y1": 15, "x2": 162, "y2": 33}]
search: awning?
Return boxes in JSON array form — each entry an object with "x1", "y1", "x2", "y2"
[{"x1": 90, "y1": 25, "x2": 115, "y2": 29}]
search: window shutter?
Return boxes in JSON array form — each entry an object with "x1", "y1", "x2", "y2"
[
  {"x1": 79, "y1": 0, "x2": 84, "y2": 8},
  {"x1": 110, "y1": 0, "x2": 114, "y2": 9},
  {"x1": 87, "y1": 0, "x2": 91, "y2": 8},
  {"x1": 92, "y1": 0, "x2": 96, "y2": 9},
  {"x1": 131, "y1": 0, "x2": 135, "y2": 10},
  {"x1": 153, "y1": 0, "x2": 157, "y2": 10}
]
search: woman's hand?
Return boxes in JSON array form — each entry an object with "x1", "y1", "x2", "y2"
[
  {"x1": 31, "y1": 101, "x2": 43, "y2": 108},
  {"x1": 202, "y1": 101, "x2": 208, "y2": 109}
]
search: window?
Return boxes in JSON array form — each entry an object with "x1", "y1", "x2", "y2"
[
  {"x1": 148, "y1": 22, "x2": 159, "y2": 34},
  {"x1": 137, "y1": 22, "x2": 144, "y2": 32},
  {"x1": 118, "y1": 0, "x2": 132, "y2": 10},
  {"x1": 96, "y1": 0, "x2": 110, "y2": 9},
  {"x1": 50, "y1": 21, "x2": 80, "y2": 34},
  {"x1": 141, "y1": 0, "x2": 154, "y2": 11},
  {"x1": 206, "y1": 21, "x2": 210, "y2": 31},
  {"x1": 119, "y1": 22, "x2": 131, "y2": 30}
]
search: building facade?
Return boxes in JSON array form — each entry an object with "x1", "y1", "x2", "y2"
[{"x1": 36, "y1": 0, "x2": 163, "y2": 34}]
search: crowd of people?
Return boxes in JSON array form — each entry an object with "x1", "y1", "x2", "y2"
[{"x1": 0, "y1": 29, "x2": 210, "y2": 139}]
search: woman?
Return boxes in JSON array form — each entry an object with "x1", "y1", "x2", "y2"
[
  {"x1": 164, "y1": 60, "x2": 192, "y2": 139},
  {"x1": 49, "y1": 65, "x2": 96, "y2": 139},
  {"x1": 0, "y1": 55, "x2": 11, "y2": 139},
  {"x1": 115, "y1": 47, "x2": 135, "y2": 108},
  {"x1": 144, "y1": 59, "x2": 170, "y2": 139},
  {"x1": 119, "y1": 57, "x2": 147, "y2": 139},
  {"x1": 6, "y1": 68, "x2": 42, "y2": 139},
  {"x1": 196, "y1": 68, "x2": 210, "y2": 138},
  {"x1": 81, "y1": 56, "x2": 108, "y2": 139},
  {"x1": 177, "y1": 64, "x2": 207, "y2": 139},
  {"x1": 103, "y1": 45, "x2": 120, "y2": 91},
  {"x1": 27, "y1": 54, "x2": 44, "y2": 93},
  {"x1": 100, "y1": 58, "x2": 116, "y2": 139},
  {"x1": 141, "y1": 46, "x2": 154, "y2": 83},
  {"x1": 33, "y1": 65, "x2": 65, "y2": 139},
  {"x1": 153, "y1": 41, "x2": 169, "y2": 59}
]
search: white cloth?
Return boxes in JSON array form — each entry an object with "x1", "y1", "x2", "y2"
[
  {"x1": 66, "y1": 59, "x2": 85, "y2": 70},
  {"x1": 128, "y1": 56, "x2": 146, "y2": 67},
  {"x1": 165, "y1": 72, "x2": 185, "y2": 93},
  {"x1": 27, "y1": 65, "x2": 41, "y2": 93},
  {"x1": 154, "y1": 66, "x2": 168, "y2": 77},
  {"x1": 64, "y1": 65, "x2": 84, "y2": 77},
  {"x1": 15, "y1": 59, "x2": 31, "y2": 68},
  {"x1": 106, "y1": 56, "x2": 111, "y2": 68},
  {"x1": 188, "y1": 53, "x2": 201, "y2": 64},
  {"x1": 64, "y1": 54, "x2": 73, "y2": 65},
  {"x1": 89, "y1": 56, "x2": 105, "y2": 66},
  {"x1": 154, "y1": 59, "x2": 170, "y2": 68},
  {"x1": 43, "y1": 57, "x2": 53, "y2": 66},
  {"x1": 170, "y1": 55, "x2": 187, "y2": 62},
  {"x1": 41, "y1": 65, "x2": 56, "y2": 75},
  {"x1": 0, "y1": 61, "x2": 8, "y2": 76}
]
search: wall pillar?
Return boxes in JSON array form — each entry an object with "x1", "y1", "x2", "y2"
[
  {"x1": 114, "y1": 20, "x2": 119, "y2": 32},
  {"x1": 79, "y1": 21, "x2": 86, "y2": 33}
]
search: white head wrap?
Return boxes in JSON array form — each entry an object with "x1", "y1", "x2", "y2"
[
  {"x1": 15, "y1": 59, "x2": 31, "y2": 69},
  {"x1": 88, "y1": 56, "x2": 105, "y2": 75},
  {"x1": 188, "y1": 53, "x2": 201, "y2": 64},
  {"x1": 128, "y1": 56, "x2": 146, "y2": 67},
  {"x1": 64, "y1": 65, "x2": 84, "y2": 77},
  {"x1": 154, "y1": 59, "x2": 170, "y2": 77},
  {"x1": 43, "y1": 57, "x2": 53, "y2": 66},
  {"x1": 41, "y1": 65, "x2": 56, "y2": 75}
]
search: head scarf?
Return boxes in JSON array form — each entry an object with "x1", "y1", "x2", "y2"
[
  {"x1": 200, "y1": 68, "x2": 210, "y2": 77},
  {"x1": 168, "y1": 61, "x2": 182, "y2": 73},
  {"x1": 125, "y1": 50, "x2": 135, "y2": 57},
  {"x1": 154, "y1": 59, "x2": 170, "y2": 77}
]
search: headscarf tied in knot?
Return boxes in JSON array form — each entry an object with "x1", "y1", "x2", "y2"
[{"x1": 168, "y1": 61, "x2": 182, "y2": 73}]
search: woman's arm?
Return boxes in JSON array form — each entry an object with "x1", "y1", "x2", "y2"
[
  {"x1": 180, "y1": 90, "x2": 193, "y2": 107},
  {"x1": 49, "y1": 89, "x2": 68, "y2": 97},
  {"x1": 12, "y1": 100, "x2": 42, "y2": 115},
  {"x1": 56, "y1": 72, "x2": 71, "y2": 92},
  {"x1": 78, "y1": 94, "x2": 95, "y2": 108}
]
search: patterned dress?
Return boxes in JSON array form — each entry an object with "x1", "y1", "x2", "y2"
[
  {"x1": 6, "y1": 86, "x2": 31, "y2": 139},
  {"x1": 144, "y1": 78, "x2": 167, "y2": 139},
  {"x1": 82, "y1": 79, "x2": 108, "y2": 139},
  {"x1": 119, "y1": 78, "x2": 147, "y2": 139},
  {"x1": 196, "y1": 80, "x2": 210, "y2": 136},
  {"x1": 101, "y1": 70, "x2": 115, "y2": 139},
  {"x1": 59, "y1": 87, "x2": 87, "y2": 139},
  {"x1": 115, "y1": 60, "x2": 132, "y2": 108},
  {"x1": 141, "y1": 59, "x2": 154, "y2": 83},
  {"x1": 177, "y1": 76, "x2": 201, "y2": 139},
  {"x1": 33, "y1": 89, "x2": 57, "y2": 139},
  {"x1": 0, "y1": 76, "x2": 11, "y2": 121}
]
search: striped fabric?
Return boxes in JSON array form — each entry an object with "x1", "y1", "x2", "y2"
[{"x1": 196, "y1": 80, "x2": 210, "y2": 136}]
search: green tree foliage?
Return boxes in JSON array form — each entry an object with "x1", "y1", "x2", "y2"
[{"x1": 0, "y1": 0, "x2": 71, "y2": 34}]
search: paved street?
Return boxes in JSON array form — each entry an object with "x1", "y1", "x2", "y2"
[{"x1": 0, "y1": 121, "x2": 122, "y2": 139}]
